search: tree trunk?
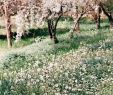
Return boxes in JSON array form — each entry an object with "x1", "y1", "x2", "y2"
[
  {"x1": 69, "y1": 14, "x2": 83, "y2": 38},
  {"x1": 47, "y1": 20, "x2": 53, "y2": 39},
  {"x1": 109, "y1": 12, "x2": 113, "y2": 29},
  {"x1": 47, "y1": 15, "x2": 61, "y2": 43},
  {"x1": 73, "y1": 21, "x2": 80, "y2": 32},
  {"x1": 95, "y1": 14, "x2": 101, "y2": 29},
  {"x1": 52, "y1": 20, "x2": 59, "y2": 44},
  {"x1": 4, "y1": 5, "x2": 12, "y2": 48},
  {"x1": 100, "y1": 4, "x2": 113, "y2": 30},
  {"x1": 73, "y1": 6, "x2": 80, "y2": 33}
]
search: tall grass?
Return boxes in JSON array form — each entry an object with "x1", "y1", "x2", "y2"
[{"x1": 0, "y1": 18, "x2": 113, "y2": 95}]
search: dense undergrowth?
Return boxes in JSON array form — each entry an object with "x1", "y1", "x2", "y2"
[{"x1": 0, "y1": 18, "x2": 113, "y2": 95}]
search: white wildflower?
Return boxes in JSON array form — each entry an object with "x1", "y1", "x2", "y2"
[
  {"x1": 39, "y1": 75, "x2": 44, "y2": 81},
  {"x1": 31, "y1": 93, "x2": 35, "y2": 95},
  {"x1": 55, "y1": 84, "x2": 59, "y2": 87}
]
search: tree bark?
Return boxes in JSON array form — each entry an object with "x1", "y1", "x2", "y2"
[
  {"x1": 51, "y1": 20, "x2": 59, "y2": 43},
  {"x1": 109, "y1": 13, "x2": 113, "y2": 29},
  {"x1": 4, "y1": 5, "x2": 12, "y2": 48},
  {"x1": 73, "y1": 6, "x2": 80, "y2": 33},
  {"x1": 69, "y1": 13, "x2": 83, "y2": 38},
  {"x1": 47, "y1": 20, "x2": 53, "y2": 39},
  {"x1": 100, "y1": 4, "x2": 113, "y2": 30},
  {"x1": 95, "y1": 14, "x2": 101, "y2": 29},
  {"x1": 47, "y1": 15, "x2": 61, "y2": 43},
  {"x1": 73, "y1": 20, "x2": 80, "y2": 32}
]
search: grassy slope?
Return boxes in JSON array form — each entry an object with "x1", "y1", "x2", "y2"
[{"x1": 0, "y1": 18, "x2": 113, "y2": 94}]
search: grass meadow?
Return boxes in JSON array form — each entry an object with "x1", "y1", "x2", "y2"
[{"x1": 0, "y1": 17, "x2": 113, "y2": 95}]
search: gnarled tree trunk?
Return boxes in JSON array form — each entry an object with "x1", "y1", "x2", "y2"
[
  {"x1": 109, "y1": 12, "x2": 113, "y2": 29},
  {"x1": 47, "y1": 15, "x2": 61, "y2": 43},
  {"x1": 100, "y1": 3, "x2": 113, "y2": 30},
  {"x1": 95, "y1": 14, "x2": 101, "y2": 29},
  {"x1": 4, "y1": 5, "x2": 12, "y2": 48},
  {"x1": 69, "y1": 13, "x2": 83, "y2": 38},
  {"x1": 95, "y1": 5, "x2": 102, "y2": 29}
]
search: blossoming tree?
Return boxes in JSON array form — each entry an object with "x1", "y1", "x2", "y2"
[{"x1": 99, "y1": 0, "x2": 113, "y2": 29}]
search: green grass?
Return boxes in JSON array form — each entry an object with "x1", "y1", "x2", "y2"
[
  {"x1": 0, "y1": 18, "x2": 110, "y2": 49},
  {"x1": 0, "y1": 18, "x2": 113, "y2": 95}
]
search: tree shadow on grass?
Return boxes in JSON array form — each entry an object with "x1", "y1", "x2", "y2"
[
  {"x1": 21, "y1": 27, "x2": 70, "y2": 40},
  {"x1": 0, "y1": 26, "x2": 108, "y2": 51},
  {"x1": 101, "y1": 24, "x2": 109, "y2": 30},
  {"x1": 0, "y1": 27, "x2": 70, "y2": 40},
  {"x1": 0, "y1": 35, "x2": 7, "y2": 40},
  {"x1": 52, "y1": 31, "x2": 108, "y2": 54}
]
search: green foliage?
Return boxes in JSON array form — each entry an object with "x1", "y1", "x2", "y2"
[
  {"x1": 0, "y1": 19, "x2": 113, "y2": 94},
  {"x1": 103, "y1": 0, "x2": 113, "y2": 12}
]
